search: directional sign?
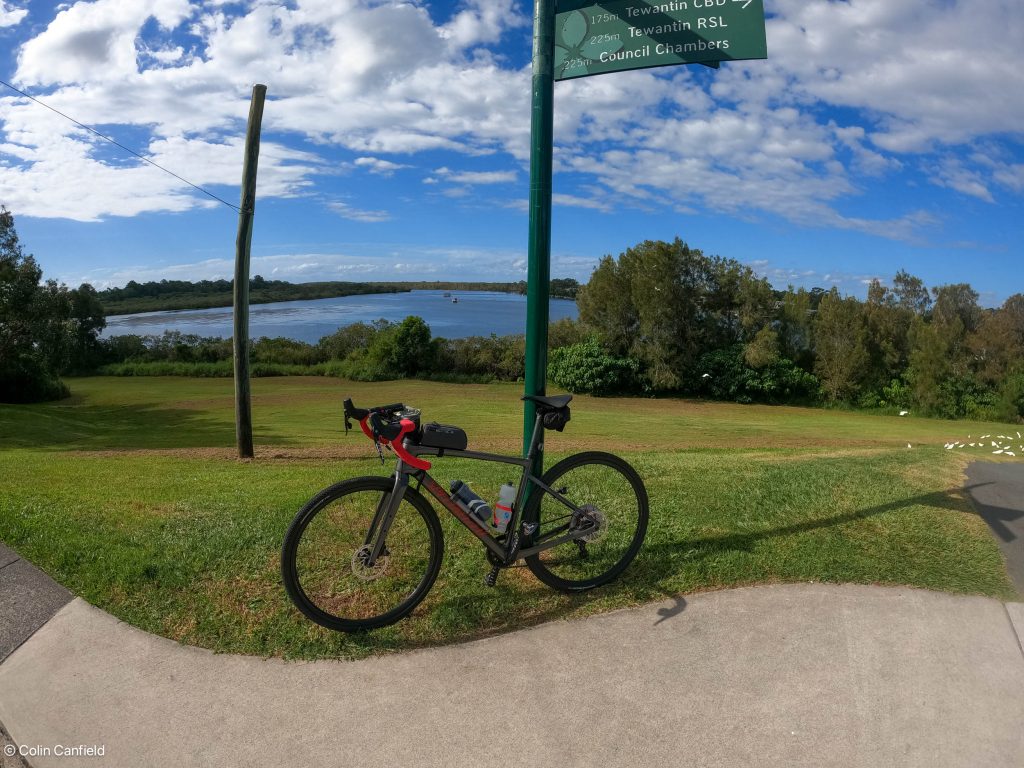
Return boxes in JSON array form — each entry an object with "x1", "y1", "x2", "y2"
[{"x1": 554, "y1": 0, "x2": 767, "y2": 81}]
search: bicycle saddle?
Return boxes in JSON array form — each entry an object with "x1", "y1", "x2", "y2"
[{"x1": 521, "y1": 393, "x2": 572, "y2": 411}]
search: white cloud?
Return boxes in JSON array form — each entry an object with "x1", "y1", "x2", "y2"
[
  {"x1": 723, "y1": 0, "x2": 1024, "y2": 152},
  {"x1": 354, "y1": 157, "x2": 410, "y2": 176},
  {"x1": 440, "y1": 0, "x2": 528, "y2": 48},
  {"x1": 16, "y1": 0, "x2": 191, "y2": 85},
  {"x1": 930, "y1": 157, "x2": 994, "y2": 203},
  {"x1": 0, "y1": 1, "x2": 27, "y2": 28},
  {"x1": 435, "y1": 166, "x2": 516, "y2": 184},
  {"x1": 0, "y1": 0, "x2": 1022, "y2": 238},
  {"x1": 552, "y1": 193, "x2": 610, "y2": 212},
  {"x1": 327, "y1": 201, "x2": 391, "y2": 223}
]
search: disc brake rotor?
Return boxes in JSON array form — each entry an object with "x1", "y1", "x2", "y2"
[{"x1": 351, "y1": 545, "x2": 389, "y2": 582}]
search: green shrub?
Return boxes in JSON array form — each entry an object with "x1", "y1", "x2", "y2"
[
  {"x1": 317, "y1": 321, "x2": 385, "y2": 361},
  {"x1": 252, "y1": 337, "x2": 322, "y2": 366},
  {"x1": 549, "y1": 339, "x2": 639, "y2": 396},
  {"x1": 98, "y1": 361, "x2": 234, "y2": 377},
  {"x1": 697, "y1": 345, "x2": 820, "y2": 405},
  {"x1": 882, "y1": 378, "x2": 912, "y2": 409},
  {"x1": 0, "y1": 359, "x2": 70, "y2": 402},
  {"x1": 934, "y1": 375, "x2": 1006, "y2": 420},
  {"x1": 999, "y1": 370, "x2": 1024, "y2": 422}
]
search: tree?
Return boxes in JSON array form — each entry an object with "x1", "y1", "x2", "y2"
[
  {"x1": 861, "y1": 279, "x2": 913, "y2": 396},
  {"x1": 931, "y1": 283, "x2": 981, "y2": 334},
  {"x1": 368, "y1": 316, "x2": 434, "y2": 377},
  {"x1": 892, "y1": 270, "x2": 931, "y2": 315},
  {"x1": 813, "y1": 289, "x2": 869, "y2": 402},
  {"x1": 0, "y1": 208, "x2": 71, "y2": 402},
  {"x1": 968, "y1": 296, "x2": 1024, "y2": 389},
  {"x1": 778, "y1": 287, "x2": 814, "y2": 368},
  {"x1": 67, "y1": 283, "x2": 106, "y2": 371},
  {"x1": 743, "y1": 326, "x2": 780, "y2": 369},
  {"x1": 576, "y1": 254, "x2": 637, "y2": 358},
  {"x1": 577, "y1": 238, "x2": 775, "y2": 391}
]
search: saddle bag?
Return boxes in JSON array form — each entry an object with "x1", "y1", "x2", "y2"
[{"x1": 542, "y1": 406, "x2": 571, "y2": 432}]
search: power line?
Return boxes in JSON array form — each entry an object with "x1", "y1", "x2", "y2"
[{"x1": 0, "y1": 78, "x2": 242, "y2": 213}]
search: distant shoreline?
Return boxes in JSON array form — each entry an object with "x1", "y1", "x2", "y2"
[{"x1": 100, "y1": 279, "x2": 578, "y2": 317}]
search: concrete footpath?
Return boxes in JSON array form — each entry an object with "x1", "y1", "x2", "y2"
[{"x1": 1, "y1": 583, "x2": 1023, "y2": 768}]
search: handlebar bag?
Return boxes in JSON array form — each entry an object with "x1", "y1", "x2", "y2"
[{"x1": 420, "y1": 422, "x2": 468, "y2": 451}]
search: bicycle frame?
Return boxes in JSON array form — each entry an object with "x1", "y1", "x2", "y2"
[{"x1": 366, "y1": 412, "x2": 595, "y2": 566}]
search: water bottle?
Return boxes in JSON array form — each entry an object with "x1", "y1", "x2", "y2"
[
  {"x1": 450, "y1": 480, "x2": 492, "y2": 527},
  {"x1": 492, "y1": 482, "x2": 516, "y2": 534}
]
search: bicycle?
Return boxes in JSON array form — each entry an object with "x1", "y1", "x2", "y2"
[{"x1": 281, "y1": 394, "x2": 649, "y2": 632}]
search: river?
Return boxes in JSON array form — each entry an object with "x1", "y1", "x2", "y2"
[{"x1": 102, "y1": 290, "x2": 579, "y2": 343}]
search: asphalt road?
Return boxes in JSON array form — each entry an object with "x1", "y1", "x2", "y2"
[{"x1": 966, "y1": 462, "x2": 1024, "y2": 597}]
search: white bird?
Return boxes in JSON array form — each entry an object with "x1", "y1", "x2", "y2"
[
  {"x1": 945, "y1": 443, "x2": 954, "y2": 450},
  {"x1": 899, "y1": 410, "x2": 909, "y2": 416},
  {"x1": 1007, "y1": 452, "x2": 1017, "y2": 457},
  {"x1": 907, "y1": 443, "x2": 912, "y2": 448},
  {"x1": 994, "y1": 449, "x2": 1005, "y2": 455},
  {"x1": 701, "y1": 373, "x2": 711, "y2": 379},
  {"x1": 981, "y1": 435, "x2": 990, "y2": 439}
]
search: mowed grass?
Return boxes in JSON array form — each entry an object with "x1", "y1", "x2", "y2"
[{"x1": 0, "y1": 376, "x2": 1018, "y2": 660}]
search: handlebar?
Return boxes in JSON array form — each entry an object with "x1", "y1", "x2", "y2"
[{"x1": 343, "y1": 397, "x2": 431, "y2": 471}]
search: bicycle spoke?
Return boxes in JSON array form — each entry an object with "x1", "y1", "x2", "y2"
[
  {"x1": 526, "y1": 452, "x2": 648, "y2": 591},
  {"x1": 282, "y1": 478, "x2": 443, "y2": 631}
]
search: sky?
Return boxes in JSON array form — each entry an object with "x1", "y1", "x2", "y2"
[{"x1": 0, "y1": 0, "x2": 1022, "y2": 306}]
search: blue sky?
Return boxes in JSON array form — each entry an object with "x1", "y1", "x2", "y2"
[{"x1": 0, "y1": 0, "x2": 1022, "y2": 306}]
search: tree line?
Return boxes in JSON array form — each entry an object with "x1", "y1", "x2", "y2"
[
  {"x1": 99, "y1": 277, "x2": 580, "y2": 315},
  {"x1": 1, "y1": 207, "x2": 1020, "y2": 422},
  {"x1": 97, "y1": 277, "x2": 408, "y2": 315},
  {"x1": 0, "y1": 208, "x2": 106, "y2": 401},
  {"x1": 566, "y1": 238, "x2": 1023, "y2": 421}
]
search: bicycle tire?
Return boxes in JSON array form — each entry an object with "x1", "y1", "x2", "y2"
[
  {"x1": 524, "y1": 451, "x2": 648, "y2": 593},
  {"x1": 281, "y1": 476, "x2": 443, "y2": 632}
]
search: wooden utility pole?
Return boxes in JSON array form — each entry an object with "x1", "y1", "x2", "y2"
[{"x1": 233, "y1": 84, "x2": 266, "y2": 459}]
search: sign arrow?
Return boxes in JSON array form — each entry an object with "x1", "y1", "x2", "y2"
[{"x1": 733, "y1": 0, "x2": 753, "y2": 9}]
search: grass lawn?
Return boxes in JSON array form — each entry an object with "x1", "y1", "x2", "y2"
[{"x1": 0, "y1": 376, "x2": 1018, "y2": 660}]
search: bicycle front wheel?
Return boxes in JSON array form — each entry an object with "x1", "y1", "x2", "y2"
[
  {"x1": 525, "y1": 451, "x2": 649, "y2": 592},
  {"x1": 281, "y1": 476, "x2": 443, "y2": 632}
]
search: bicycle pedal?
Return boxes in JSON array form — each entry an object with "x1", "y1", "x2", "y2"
[{"x1": 484, "y1": 565, "x2": 501, "y2": 588}]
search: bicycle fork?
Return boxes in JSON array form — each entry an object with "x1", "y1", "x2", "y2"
[{"x1": 363, "y1": 467, "x2": 410, "y2": 566}]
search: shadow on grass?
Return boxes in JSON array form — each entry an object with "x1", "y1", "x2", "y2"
[
  {"x1": 423, "y1": 485, "x2": 989, "y2": 638},
  {"x1": 0, "y1": 400, "x2": 294, "y2": 451},
  {"x1": 630, "y1": 484, "x2": 992, "y2": 593}
]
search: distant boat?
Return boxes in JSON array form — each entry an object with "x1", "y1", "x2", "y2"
[
  {"x1": 443, "y1": 292, "x2": 451, "y2": 297},
  {"x1": 452, "y1": 297, "x2": 459, "y2": 303}
]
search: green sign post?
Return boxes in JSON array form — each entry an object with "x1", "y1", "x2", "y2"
[
  {"x1": 555, "y1": 0, "x2": 767, "y2": 80},
  {"x1": 523, "y1": 0, "x2": 557, "y2": 462},
  {"x1": 522, "y1": 0, "x2": 766, "y2": 464}
]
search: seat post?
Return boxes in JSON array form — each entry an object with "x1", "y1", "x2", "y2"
[{"x1": 525, "y1": 411, "x2": 545, "y2": 464}]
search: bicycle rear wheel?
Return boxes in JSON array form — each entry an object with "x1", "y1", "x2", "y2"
[
  {"x1": 281, "y1": 476, "x2": 443, "y2": 632},
  {"x1": 524, "y1": 451, "x2": 649, "y2": 592}
]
